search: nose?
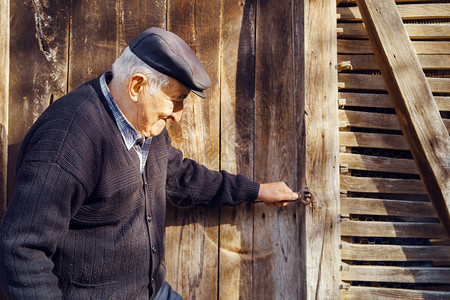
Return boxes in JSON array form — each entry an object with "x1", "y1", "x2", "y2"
[{"x1": 169, "y1": 109, "x2": 183, "y2": 122}]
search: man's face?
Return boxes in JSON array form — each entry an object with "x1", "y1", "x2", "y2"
[{"x1": 137, "y1": 78, "x2": 189, "y2": 137}]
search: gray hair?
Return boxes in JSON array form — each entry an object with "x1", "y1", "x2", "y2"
[{"x1": 112, "y1": 47, "x2": 170, "y2": 95}]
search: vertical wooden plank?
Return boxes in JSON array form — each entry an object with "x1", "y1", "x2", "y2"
[
  {"x1": 68, "y1": 0, "x2": 118, "y2": 90},
  {"x1": 164, "y1": 1, "x2": 222, "y2": 299},
  {"x1": 118, "y1": 0, "x2": 167, "y2": 52},
  {"x1": 253, "y1": 0, "x2": 302, "y2": 299},
  {"x1": 8, "y1": 0, "x2": 70, "y2": 200},
  {"x1": 219, "y1": 0, "x2": 256, "y2": 299},
  {"x1": 302, "y1": 0, "x2": 341, "y2": 298},
  {"x1": 0, "y1": 0, "x2": 9, "y2": 220}
]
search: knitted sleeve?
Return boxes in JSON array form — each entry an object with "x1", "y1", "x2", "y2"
[
  {"x1": 164, "y1": 131, "x2": 260, "y2": 208},
  {"x1": 0, "y1": 162, "x2": 87, "y2": 299}
]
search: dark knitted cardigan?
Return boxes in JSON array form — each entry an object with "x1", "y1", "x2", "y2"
[{"x1": 0, "y1": 76, "x2": 260, "y2": 299}]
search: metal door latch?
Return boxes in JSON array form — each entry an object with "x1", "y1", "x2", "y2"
[{"x1": 296, "y1": 189, "x2": 314, "y2": 205}]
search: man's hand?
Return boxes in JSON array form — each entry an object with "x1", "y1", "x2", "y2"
[{"x1": 255, "y1": 182, "x2": 299, "y2": 207}]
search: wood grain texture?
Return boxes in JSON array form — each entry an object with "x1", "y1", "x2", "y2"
[
  {"x1": 8, "y1": 0, "x2": 69, "y2": 200},
  {"x1": 218, "y1": 1, "x2": 256, "y2": 299},
  {"x1": 339, "y1": 153, "x2": 419, "y2": 174},
  {"x1": 339, "y1": 93, "x2": 450, "y2": 111},
  {"x1": 165, "y1": 1, "x2": 222, "y2": 299},
  {"x1": 341, "y1": 175, "x2": 427, "y2": 194},
  {"x1": 0, "y1": 0, "x2": 9, "y2": 222},
  {"x1": 69, "y1": 0, "x2": 117, "y2": 90},
  {"x1": 339, "y1": 23, "x2": 450, "y2": 40},
  {"x1": 338, "y1": 54, "x2": 450, "y2": 70},
  {"x1": 342, "y1": 265, "x2": 450, "y2": 283},
  {"x1": 303, "y1": 0, "x2": 341, "y2": 299},
  {"x1": 338, "y1": 3, "x2": 450, "y2": 21},
  {"x1": 253, "y1": 0, "x2": 303, "y2": 299},
  {"x1": 342, "y1": 286, "x2": 450, "y2": 300},
  {"x1": 118, "y1": 0, "x2": 167, "y2": 52},
  {"x1": 341, "y1": 220, "x2": 447, "y2": 238},
  {"x1": 339, "y1": 73, "x2": 450, "y2": 93},
  {"x1": 338, "y1": 40, "x2": 450, "y2": 55},
  {"x1": 356, "y1": 0, "x2": 450, "y2": 238},
  {"x1": 340, "y1": 131, "x2": 409, "y2": 150},
  {"x1": 341, "y1": 242, "x2": 450, "y2": 261},
  {"x1": 341, "y1": 197, "x2": 436, "y2": 216}
]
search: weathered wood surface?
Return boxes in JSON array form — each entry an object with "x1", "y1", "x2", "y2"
[
  {"x1": 341, "y1": 242, "x2": 450, "y2": 262},
  {"x1": 342, "y1": 264, "x2": 450, "y2": 283},
  {"x1": 253, "y1": 0, "x2": 303, "y2": 299},
  {"x1": 165, "y1": 1, "x2": 222, "y2": 298},
  {"x1": 338, "y1": 3, "x2": 450, "y2": 20},
  {"x1": 8, "y1": 0, "x2": 69, "y2": 200},
  {"x1": 341, "y1": 220, "x2": 447, "y2": 238},
  {"x1": 338, "y1": 40, "x2": 450, "y2": 55},
  {"x1": 69, "y1": 0, "x2": 117, "y2": 90},
  {"x1": 340, "y1": 153, "x2": 419, "y2": 174},
  {"x1": 218, "y1": 1, "x2": 256, "y2": 299},
  {"x1": 339, "y1": 93, "x2": 450, "y2": 111},
  {"x1": 338, "y1": 54, "x2": 450, "y2": 70},
  {"x1": 356, "y1": 0, "x2": 450, "y2": 238},
  {"x1": 339, "y1": 23, "x2": 450, "y2": 39},
  {"x1": 341, "y1": 197, "x2": 436, "y2": 216},
  {"x1": 339, "y1": 73, "x2": 450, "y2": 93},
  {"x1": 0, "y1": 0, "x2": 8, "y2": 219},
  {"x1": 341, "y1": 175, "x2": 427, "y2": 194},
  {"x1": 339, "y1": 110, "x2": 450, "y2": 132},
  {"x1": 340, "y1": 132, "x2": 409, "y2": 150},
  {"x1": 303, "y1": 0, "x2": 341, "y2": 299},
  {"x1": 342, "y1": 286, "x2": 450, "y2": 300}
]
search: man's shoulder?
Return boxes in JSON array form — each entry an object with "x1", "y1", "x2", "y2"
[{"x1": 19, "y1": 77, "x2": 113, "y2": 163}]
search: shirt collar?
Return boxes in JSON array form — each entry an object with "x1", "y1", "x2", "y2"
[{"x1": 100, "y1": 71, "x2": 151, "y2": 151}]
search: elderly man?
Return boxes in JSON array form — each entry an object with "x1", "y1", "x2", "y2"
[{"x1": 0, "y1": 27, "x2": 298, "y2": 299}]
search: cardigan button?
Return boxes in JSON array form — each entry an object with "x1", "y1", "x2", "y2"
[
  {"x1": 152, "y1": 246, "x2": 157, "y2": 253},
  {"x1": 146, "y1": 215, "x2": 152, "y2": 222}
]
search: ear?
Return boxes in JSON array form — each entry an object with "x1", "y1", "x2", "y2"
[{"x1": 128, "y1": 74, "x2": 146, "y2": 103}]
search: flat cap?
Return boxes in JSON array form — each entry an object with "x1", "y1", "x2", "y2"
[{"x1": 129, "y1": 27, "x2": 210, "y2": 98}]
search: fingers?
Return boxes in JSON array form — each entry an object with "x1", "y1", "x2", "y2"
[{"x1": 257, "y1": 182, "x2": 299, "y2": 207}]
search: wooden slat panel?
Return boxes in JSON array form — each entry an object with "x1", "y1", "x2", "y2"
[
  {"x1": 356, "y1": 0, "x2": 450, "y2": 238},
  {"x1": 341, "y1": 242, "x2": 450, "y2": 261},
  {"x1": 341, "y1": 220, "x2": 447, "y2": 238},
  {"x1": 254, "y1": 0, "x2": 304, "y2": 299},
  {"x1": 338, "y1": 54, "x2": 450, "y2": 70},
  {"x1": 339, "y1": 110, "x2": 450, "y2": 133},
  {"x1": 342, "y1": 286, "x2": 450, "y2": 300},
  {"x1": 338, "y1": 40, "x2": 450, "y2": 55},
  {"x1": 0, "y1": 0, "x2": 8, "y2": 218},
  {"x1": 165, "y1": 1, "x2": 222, "y2": 299},
  {"x1": 339, "y1": 93, "x2": 450, "y2": 112},
  {"x1": 341, "y1": 197, "x2": 436, "y2": 217},
  {"x1": 339, "y1": 23, "x2": 450, "y2": 39},
  {"x1": 8, "y1": 0, "x2": 70, "y2": 200},
  {"x1": 219, "y1": 1, "x2": 256, "y2": 299},
  {"x1": 341, "y1": 175, "x2": 426, "y2": 194},
  {"x1": 338, "y1": 4, "x2": 450, "y2": 21},
  {"x1": 339, "y1": 153, "x2": 418, "y2": 174},
  {"x1": 342, "y1": 265, "x2": 450, "y2": 283},
  {"x1": 339, "y1": 73, "x2": 450, "y2": 93}
]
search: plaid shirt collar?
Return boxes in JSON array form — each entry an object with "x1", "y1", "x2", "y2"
[{"x1": 100, "y1": 71, "x2": 152, "y2": 172}]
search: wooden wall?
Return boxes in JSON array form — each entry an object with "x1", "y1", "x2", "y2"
[
  {"x1": 1, "y1": 0, "x2": 342, "y2": 299},
  {"x1": 337, "y1": 0, "x2": 450, "y2": 298}
]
